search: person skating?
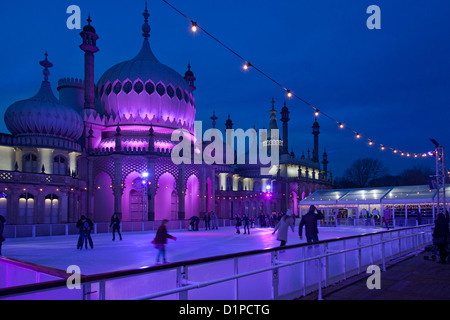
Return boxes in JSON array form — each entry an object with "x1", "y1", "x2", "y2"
[
  {"x1": 211, "y1": 211, "x2": 219, "y2": 230},
  {"x1": 299, "y1": 205, "x2": 324, "y2": 243},
  {"x1": 204, "y1": 212, "x2": 211, "y2": 230},
  {"x1": 243, "y1": 214, "x2": 250, "y2": 234},
  {"x1": 152, "y1": 219, "x2": 176, "y2": 265},
  {"x1": 0, "y1": 215, "x2": 5, "y2": 256},
  {"x1": 272, "y1": 210, "x2": 295, "y2": 247},
  {"x1": 188, "y1": 216, "x2": 200, "y2": 231},
  {"x1": 235, "y1": 215, "x2": 242, "y2": 234},
  {"x1": 110, "y1": 213, "x2": 122, "y2": 241},
  {"x1": 76, "y1": 215, "x2": 94, "y2": 249}
]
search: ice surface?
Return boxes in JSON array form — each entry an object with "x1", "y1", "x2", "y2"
[{"x1": 1, "y1": 225, "x2": 381, "y2": 276}]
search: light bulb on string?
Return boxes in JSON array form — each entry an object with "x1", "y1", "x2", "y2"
[
  {"x1": 243, "y1": 62, "x2": 251, "y2": 70},
  {"x1": 369, "y1": 140, "x2": 373, "y2": 146},
  {"x1": 338, "y1": 123, "x2": 344, "y2": 129},
  {"x1": 380, "y1": 145, "x2": 385, "y2": 151},
  {"x1": 356, "y1": 133, "x2": 361, "y2": 139},
  {"x1": 191, "y1": 21, "x2": 198, "y2": 32},
  {"x1": 393, "y1": 149, "x2": 398, "y2": 154},
  {"x1": 286, "y1": 90, "x2": 293, "y2": 98},
  {"x1": 314, "y1": 109, "x2": 320, "y2": 117}
]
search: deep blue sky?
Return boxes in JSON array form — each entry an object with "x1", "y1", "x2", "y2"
[{"x1": 0, "y1": 0, "x2": 449, "y2": 178}]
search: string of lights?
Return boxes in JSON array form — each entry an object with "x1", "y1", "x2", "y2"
[{"x1": 160, "y1": 0, "x2": 434, "y2": 160}]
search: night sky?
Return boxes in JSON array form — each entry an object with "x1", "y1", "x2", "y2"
[{"x1": 0, "y1": 0, "x2": 449, "y2": 178}]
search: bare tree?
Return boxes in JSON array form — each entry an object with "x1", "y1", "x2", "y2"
[{"x1": 342, "y1": 158, "x2": 387, "y2": 187}]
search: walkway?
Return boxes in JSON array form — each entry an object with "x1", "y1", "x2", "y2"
[{"x1": 299, "y1": 251, "x2": 450, "y2": 300}]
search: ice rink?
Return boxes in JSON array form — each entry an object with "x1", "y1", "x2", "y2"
[{"x1": 1, "y1": 225, "x2": 382, "y2": 276}]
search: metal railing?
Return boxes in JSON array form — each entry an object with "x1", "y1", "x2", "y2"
[{"x1": 0, "y1": 224, "x2": 433, "y2": 300}]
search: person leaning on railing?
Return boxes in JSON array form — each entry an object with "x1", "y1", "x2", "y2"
[{"x1": 299, "y1": 205, "x2": 324, "y2": 243}]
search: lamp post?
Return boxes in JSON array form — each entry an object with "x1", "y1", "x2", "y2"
[
  {"x1": 142, "y1": 172, "x2": 149, "y2": 222},
  {"x1": 430, "y1": 139, "x2": 446, "y2": 218}
]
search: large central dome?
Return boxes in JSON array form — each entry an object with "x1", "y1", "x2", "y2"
[{"x1": 97, "y1": 7, "x2": 196, "y2": 132}]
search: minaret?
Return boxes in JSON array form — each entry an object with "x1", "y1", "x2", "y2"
[
  {"x1": 80, "y1": 15, "x2": 99, "y2": 110},
  {"x1": 40, "y1": 52, "x2": 53, "y2": 82},
  {"x1": 322, "y1": 148, "x2": 328, "y2": 178},
  {"x1": 225, "y1": 114, "x2": 233, "y2": 130},
  {"x1": 280, "y1": 101, "x2": 290, "y2": 155},
  {"x1": 312, "y1": 117, "x2": 320, "y2": 163},
  {"x1": 184, "y1": 63, "x2": 196, "y2": 92},
  {"x1": 211, "y1": 110, "x2": 218, "y2": 128}
]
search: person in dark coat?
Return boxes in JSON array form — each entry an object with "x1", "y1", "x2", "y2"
[
  {"x1": 0, "y1": 215, "x2": 5, "y2": 256},
  {"x1": 110, "y1": 213, "x2": 122, "y2": 241},
  {"x1": 152, "y1": 219, "x2": 176, "y2": 264},
  {"x1": 204, "y1": 212, "x2": 211, "y2": 230},
  {"x1": 235, "y1": 214, "x2": 242, "y2": 234},
  {"x1": 433, "y1": 213, "x2": 449, "y2": 264},
  {"x1": 76, "y1": 215, "x2": 94, "y2": 249},
  {"x1": 188, "y1": 216, "x2": 200, "y2": 231},
  {"x1": 299, "y1": 205, "x2": 324, "y2": 243},
  {"x1": 242, "y1": 214, "x2": 250, "y2": 234}
]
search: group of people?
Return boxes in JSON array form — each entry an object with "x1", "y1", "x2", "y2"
[
  {"x1": 76, "y1": 213, "x2": 122, "y2": 250},
  {"x1": 272, "y1": 205, "x2": 325, "y2": 247},
  {"x1": 258, "y1": 213, "x2": 281, "y2": 228},
  {"x1": 234, "y1": 214, "x2": 254, "y2": 234}
]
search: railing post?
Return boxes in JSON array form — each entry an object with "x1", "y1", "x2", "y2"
[
  {"x1": 381, "y1": 233, "x2": 386, "y2": 272},
  {"x1": 357, "y1": 238, "x2": 362, "y2": 274},
  {"x1": 324, "y1": 243, "x2": 329, "y2": 287},
  {"x1": 317, "y1": 257, "x2": 323, "y2": 300},
  {"x1": 176, "y1": 266, "x2": 189, "y2": 300},
  {"x1": 271, "y1": 251, "x2": 279, "y2": 300},
  {"x1": 343, "y1": 240, "x2": 347, "y2": 280},
  {"x1": 99, "y1": 280, "x2": 106, "y2": 300},
  {"x1": 234, "y1": 258, "x2": 239, "y2": 300},
  {"x1": 302, "y1": 247, "x2": 306, "y2": 297}
]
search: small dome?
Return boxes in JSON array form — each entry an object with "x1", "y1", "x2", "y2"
[
  {"x1": 4, "y1": 81, "x2": 84, "y2": 142},
  {"x1": 4, "y1": 54, "x2": 83, "y2": 142}
]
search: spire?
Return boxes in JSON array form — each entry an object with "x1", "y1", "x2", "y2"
[
  {"x1": 211, "y1": 110, "x2": 218, "y2": 128},
  {"x1": 142, "y1": 1, "x2": 151, "y2": 40},
  {"x1": 39, "y1": 52, "x2": 53, "y2": 82},
  {"x1": 225, "y1": 114, "x2": 233, "y2": 130},
  {"x1": 184, "y1": 62, "x2": 196, "y2": 92}
]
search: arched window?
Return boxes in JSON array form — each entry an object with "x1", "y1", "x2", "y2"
[
  {"x1": 23, "y1": 154, "x2": 38, "y2": 173},
  {"x1": 18, "y1": 193, "x2": 34, "y2": 224},
  {"x1": 53, "y1": 155, "x2": 67, "y2": 175},
  {"x1": 44, "y1": 194, "x2": 59, "y2": 224}
]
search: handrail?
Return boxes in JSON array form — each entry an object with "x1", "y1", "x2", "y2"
[{"x1": 0, "y1": 224, "x2": 433, "y2": 298}]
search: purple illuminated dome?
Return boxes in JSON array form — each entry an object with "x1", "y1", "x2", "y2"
[
  {"x1": 96, "y1": 4, "x2": 196, "y2": 133},
  {"x1": 4, "y1": 53, "x2": 83, "y2": 142}
]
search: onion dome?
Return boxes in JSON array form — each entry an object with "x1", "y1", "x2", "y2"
[
  {"x1": 4, "y1": 53, "x2": 83, "y2": 142},
  {"x1": 97, "y1": 4, "x2": 196, "y2": 132}
]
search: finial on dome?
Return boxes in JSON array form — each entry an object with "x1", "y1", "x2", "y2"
[
  {"x1": 211, "y1": 110, "x2": 218, "y2": 128},
  {"x1": 39, "y1": 52, "x2": 53, "y2": 82},
  {"x1": 142, "y1": 1, "x2": 151, "y2": 39}
]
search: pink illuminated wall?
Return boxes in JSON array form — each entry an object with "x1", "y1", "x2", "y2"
[
  {"x1": 185, "y1": 175, "x2": 200, "y2": 219},
  {"x1": 154, "y1": 173, "x2": 176, "y2": 221},
  {"x1": 290, "y1": 192, "x2": 298, "y2": 215},
  {"x1": 94, "y1": 172, "x2": 114, "y2": 222}
]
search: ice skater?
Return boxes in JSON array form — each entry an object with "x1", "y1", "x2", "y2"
[
  {"x1": 299, "y1": 205, "x2": 324, "y2": 243},
  {"x1": 272, "y1": 210, "x2": 295, "y2": 247},
  {"x1": 0, "y1": 215, "x2": 5, "y2": 256},
  {"x1": 204, "y1": 212, "x2": 211, "y2": 230},
  {"x1": 235, "y1": 214, "x2": 242, "y2": 234},
  {"x1": 211, "y1": 211, "x2": 219, "y2": 230},
  {"x1": 188, "y1": 216, "x2": 200, "y2": 231},
  {"x1": 76, "y1": 215, "x2": 94, "y2": 249},
  {"x1": 152, "y1": 219, "x2": 176, "y2": 265},
  {"x1": 110, "y1": 213, "x2": 122, "y2": 241},
  {"x1": 243, "y1": 214, "x2": 250, "y2": 234}
]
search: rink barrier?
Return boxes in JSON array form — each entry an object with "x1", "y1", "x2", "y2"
[
  {"x1": 0, "y1": 224, "x2": 433, "y2": 300},
  {"x1": 2, "y1": 219, "x2": 236, "y2": 239},
  {"x1": 2, "y1": 218, "x2": 427, "y2": 239}
]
